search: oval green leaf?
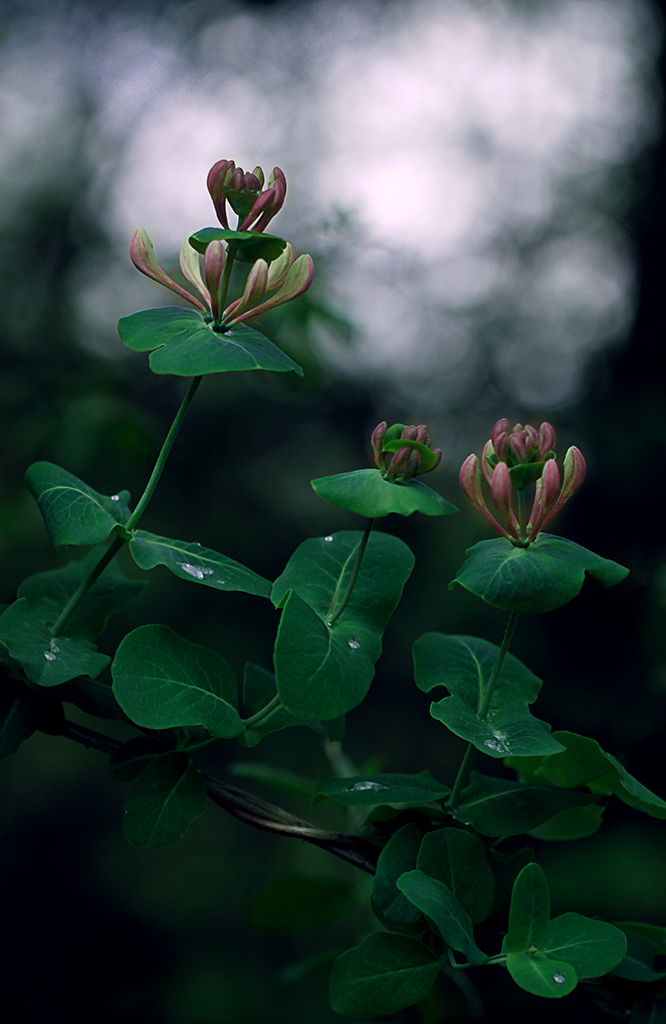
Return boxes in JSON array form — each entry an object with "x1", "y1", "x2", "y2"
[
  {"x1": 397, "y1": 870, "x2": 487, "y2": 964},
  {"x1": 123, "y1": 751, "x2": 207, "y2": 847},
  {"x1": 506, "y1": 863, "x2": 551, "y2": 953},
  {"x1": 188, "y1": 227, "x2": 287, "y2": 263},
  {"x1": 25, "y1": 462, "x2": 131, "y2": 547},
  {"x1": 312, "y1": 771, "x2": 449, "y2": 807},
  {"x1": 417, "y1": 828, "x2": 494, "y2": 925},
  {"x1": 543, "y1": 912, "x2": 626, "y2": 979},
  {"x1": 329, "y1": 932, "x2": 442, "y2": 1017},
  {"x1": 129, "y1": 531, "x2": 271, "y2": 599},
  {"x1": 506, "y1": 950, "x2": 577, "y2": 998},
  {"x1": 311, "y1": 468, "x2": 457, "y2": 518},
  {"x1": 111, "y1": 624, "x2": 244, "y2": 738},
  {"x1": 118, "y1": 307, "x2": 303, "y2": 376},
  {"x1": 457, "y1": 771, "x2": 599, "y2": 837},
  {"x1": 450, "y1": 536, "x2": 629, "y2": 613},
  {"x1": 372, "y1": 824, "x2": 425, "y2": 934}
]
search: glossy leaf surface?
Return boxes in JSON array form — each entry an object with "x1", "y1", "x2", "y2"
[
  {"x1": 272, "y1": 531, "x2": 414, "y2": 719},
  {"x1": 312, "y1": 771, "x2": 449, "y2": 807},
  {"x1": 18, "y1": 548, "x2": 144, "y2": 641},
  {"x1": 506, "y1": 731, "x2": 666, "y2": 820},
  {"x1": 25, "y1": 462, "x2": 130, "y2": 547},
  {"x1": 329, "y1": 932, "x2": 442, "y2": 1017},
  {"x1": 397, "y1": 870, "x2": 487, "y2": 964},
  {"x1": 0, "y1": 599, "x2": 110, "y2": 687},
  {"x1": 311, "y1": 469, "x2": 457, "y2": 518},
  {"x1": 123, "y1": 752, "x2": 207, "y2": 847},
  {"x1": 417, "y1": 827, "x2": 493, "y2": 925},
  {"x1": 506, "y1": 863, "x2": 550, "y2": 952},
  {"x1": 413, "y1": 633, "x2": 563, "y2": 758},
  {"x1": 188, "y1": 227, "x2": 287, "y2": 263},
  {"x1": 506, "y1": 950, "x2": 577, "y2": 998},
  {"x1": 118, "y1": 307, "x2": 303, "y2": 376},
  {"x1": 129, "y1": 531, "x2": 271, "y2": 598},
  {"x1": 457, "y1": 772, "x2": 598, "y2": 836},
  {"x1": 112, "y1": 624, "x2": 244, "y2": 737},
  {"x1": 542, "y1": 913, "x2": 626, "y2": 978},
  {"x1": 238, "y1": 662, "x2": 343, "y2": 747},
  {"x1": 451, "y1": 536, "x2": 629, "y2": 613}
]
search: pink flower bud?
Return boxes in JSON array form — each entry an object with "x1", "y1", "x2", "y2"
[
  {"x1": 230, "y1": 168, "x2": 245, "y2": 190},
  {"x1": 401, "y1": 426, "x2": 417, "y2": 441},
  {"x1": 266, "y1": 243, "x2": 295, "y2": 291},
  {"x1": 204, "y1": 241, "x2": 227, "y2": 320},
  {"x1": 207, "y1": 159, "x2": 235, "y2": 227},
  {"x1": 244, "y1": 171, "x2": 261, "y2": 191},
  {"x1": 538, "y1": 421, "x2": 556, "y2": 458},
  {"x1": 253, "y1": 179, "x2": 286, "y2": 233},
  {"x1": 129, "y1": 228, "x2": 207, "y2": 312},
  {"x1": 226, "y1": 254, "x2": 314, "y2": 325},
  {"x1": 414, "y1": 425, "x2": 428, "y2": 444},
  {"x1": 460, "y1": 455, "x2": 513, "y2": 540},
  {"x1": 491, "y1": 462, "x2": 520, "y2": 539},
  {"x1": 491, "y1": 418, "x2": 509, "y2": 450},
  {"x1": 430, "y1": 449, "x2": 442, "y2": 471},
  {"x1": 240, "y1": 188, "x2": 276, "y2": 231},
  {"x1": 371, "y1": 422, "x2": 387, "y2": 469},
  {"x1": 179, "y1": 237, "x2": 211, "y2": 309},
  {"x1": 404, "y1": 451, "x2": 422, "y2": 479},
  {"x1": 527, "y1": 458, "x2": 562, "y2": 540},
  {"x1": 386, "y1": 446, "x2": 411, "y2": 479},
  {"x1": 509, "y1": 432, "x2": 528, "y2": 464},
  {"x1": 251, "y1": 165, "x2": 265, "y2": 189},
  {"x1": 481, "y1": 439, "x2": 495, "y2": 484},
  {"x1": 539, "y1": 446, "x2": 586, "y2": 532}
]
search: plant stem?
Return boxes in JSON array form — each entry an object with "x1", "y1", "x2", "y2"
[
  {"x1": 447, "y1": 609, "x2": 520, "y2": 810},
  {"x1": 243, "y1": 694, "x2": 281, "y2": 729},
  {"x1": 516, "y1": 487, "x2": 528, "y2": 542},
  {"x1": 327, "y1": 518, "x2": 374, "y2": 626},
  {"x1": 217, "y1": 245, "x2": 237, "y2": 321},
  {"x1": 50, "y1": 535, "x2": 125, "y2": 638},
  {"x1": 125, "y1": 375, "x2": 203, "y2": 530},
  {"x1": 51, "y1": 376, "x2": 202, "y2": 637}
]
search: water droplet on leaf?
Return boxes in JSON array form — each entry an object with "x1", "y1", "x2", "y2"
[
  {"x1": 110, "y1": 495, "x2": 120, "y2": 501},
  {"x1": 324, "y1": 536, "x2": 334, "y2": 542},
  {"x1": 344, "y1": 781, "x2": 387, "y2": 793},
  {"x1": 348, "y1": 639, "x2": 360, "y2": 649},
  {"x1": 180, "y1": 563, "x2": 214, "y2": 581},
  {"x1": 553, "y1": 973, "x2": 566, "y2": 984}
]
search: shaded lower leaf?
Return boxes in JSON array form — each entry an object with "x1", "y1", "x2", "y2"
[
  {"x1": 611, "y1": 930, "x2": 665, "y2": 982},
  {"x1": 123, "y1": 752, "x2": 207, "y2": 847},
  {"x1": 238, "y1": 662, "x2": 344, "y2": 747},
  {"x1": 417, "y1": 827, "x2": 494, "y2": 925},
  {"x1": 457, "y1": 771, "x2": 599, "y2": 836},
  {"x1": 311, "y1": 468, "x2": 457, "y2": 518},
  {"x1": 615, "y1": 923, "x2": 666, "y2": 957},
  {"x1": 506, "y1": 863, "x2": 550, "y2": 954},
  {"x1": 110, "y1": 737, "x2": 171, "y2": 783},
  {"x1": 0, "y1": 679, "x2": 42, "y2": 757},
  {"x1": 129, "y1": 531, "x2": 271, "y2": 598},
  {"x1": 118, "y1": 306, "x2": 303, "y2": 376},
  {"x1": 543, "y1": 912, "x2": 626, "y2": 978},
  {"x1": 249, "y1": 875, "x2": 354, "y2": 929},
  {"x1": 112, "y1": 624, "x2": 244, "y2": 738},
  {"x1": 312, "y1": 771, "x2": 449, "y2": 807},
  {"x1": 25, "y1": 461, "x2": 130, "y2": 547},
  {"x1": 450, "y1": 535, "x2": 629, "y2": 613},
  {"x1": 506, "y1": 950, "x2": 577, "y2": 998},
  {"x1": 528, "y1": 802, "x2": 605, "y2": 841},
  {"x1": 397, "y1": 870, "x2": 487, "y2": 964},
  {"x1": 18, "y1": 548, "x2": 145, "y2": 642},
  {"x1": 329, "y1": 932, "x2": 442, "y2": 1017},
  {"x1": 272, "y1": 531, "x2": 414, "y2": 719},
  {"x1": 0, "y1": 599, "x2": 110, "y2": 687},
  {"x1": 64, "y1": 675, "x2": 125, "y2": 720},
  {"x1": 372, "y1": 823, "x2": 425, "y2": 934}
]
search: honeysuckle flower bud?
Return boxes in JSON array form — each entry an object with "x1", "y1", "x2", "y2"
[
  {"x1": 266, "y1": 243, "x2": 296, "y2": 290},
  {"x1": 373, "y1": 421, "x2": 443, "y2": 483},
  {"x1": 207, "y1": 159, "x2": 236, "y2": 228},
  {"x1": 386, "y1": 446, "x2": 411, "y2": 479},
  {"x1": 206, "y1": 159, "x2": 287, "y2": 233},
  {"x1": 130, "y1": 228, "x2": 207, "y2": 312},
  {"x1": 461, "y1": 421, "x2": 585, "y2": 546},
  {"x1": 179, "y1": 237, "x2": 211, "y2": 308},
  {"x1": 371, "y1": 421, "x2": 388, "y2": 470},
  {"x1": 224, "y1": 253, "x2": 314, "y2": 326},
  {"x1": 204, "y1": 241, "x2": 227, "y2": 321}
]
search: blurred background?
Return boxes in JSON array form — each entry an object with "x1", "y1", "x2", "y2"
[{"x1": 1, "y1": 0, "x2": 665, "y2": 1020}]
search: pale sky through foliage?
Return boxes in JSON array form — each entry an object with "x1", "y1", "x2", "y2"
[{"x1": 0, "y1": 0, "x2": 661, "y2": 418}]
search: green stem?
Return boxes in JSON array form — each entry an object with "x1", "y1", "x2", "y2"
[
  {"x1": 327, "y1": 518, "x2": 374, "y2": 626},
  {"x1": 447, "y1": 609, "x2": 520, "y2": 810},
  {"x1": 516, "y1": 487, "x2": 528, "y2": 542},
  {"x1": 50, "y1": 535, "x2": 125, "y2": 638},
  {"x1": 243, "y1": 694, "x2": 281, "y2": 729},
  {"x1": 217, "y1": 245, "x2": 237, "y2": 322},
  {"x1": 51, "y1": 376, "x2": 203, "y2": 637},
  {"x1": 126, "y1": 376, "x2": 202, "y2": 531}
]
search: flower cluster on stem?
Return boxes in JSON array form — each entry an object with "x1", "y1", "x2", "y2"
[
  {"x1": 371, "y1": 421, "x2": 442, "y2": 483},
  {"x1": 460, "y1": 419, "x2": 586, "y2": 545},
  {"x1": 128, "y1": 159, "x2": 314, "y2": 330}
]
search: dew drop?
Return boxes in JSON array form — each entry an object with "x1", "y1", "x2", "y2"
[
  {"x1": 44, "y1": 652, "x2": 56, "y2": 662},
  {"x1": 110, "y1": 494, "x2": 120, "y2": 501},
  {"x1": 348, "y1": 639, "x2": 360, "y2": 650},
  {"x1": 344, "y1": 781, "x2": 387, "y2": 793},
  {"x1": 324, "y1": 535, "x2": 334, "y2": 542},
  {"x1": 44, "y1": 640, "x2": 60, "y2": 662},
  {"x1": 180, "y1": 563, "x2": 214, "y2": 580},
  {"x1": 553, "y1": 973, "x2": 566, "y2": 984}
]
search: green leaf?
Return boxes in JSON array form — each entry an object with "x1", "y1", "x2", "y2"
[
  {"x1": 25, "y1": 462, "x2": 131, "y2": 547},
  {"x1": 188, "y1": 227, "x2": 287, "y2": 264},
  {"x1": 109, "y1": 737, "x2": 170, "y2": 783},
  {"x1": 542, "y1": 912, "x2": 626, "y2": 978},
  {"x1": 457, "y1": 772, "x2": 598, "y2": 836},
  {"x1": 123, "y1": 752, "x2": 207, "y2": 847},
  {"x1": 506, "y1": 950, "x2": 577, "y2": 998},
  {"x1": 111, "y1": 624, "x2": 244, "y2": 737},
  {"x1": 329, "y1": 932, "x2": 442, "y2": 1017},
  {"x1": 0, "y1": 599, "x2": 110, "y2": 687},
  {"x1": 0, "y1": 679, "x2": 41, "y2": 757},
  {"x1": 416, "y1": 827, "x2": 494, "y2": 925},
  {"x1": 527, "y1": 802, "x2": 605, "y2": 841},
  {"x1": 249, "y1": 874, "x2": 354, "y2": 929},
  {"x1": 129, "y1": 531, "x2": 271, "y2": 599},
  {"x1": 450, "y1": 535, "x2": 629, "y2": 613},
  {"x1": 615, "y1": 923, "x2": 666, "y2": 957},
  {"x1": 506, "y1": 731, "x2": 666, "y2": 820},
  {"x1": 118, "y1": 307, "x2": 303, "y2": 377},
  {"x1": 372, "y1": 824, "x2": 425, "y2": 934},
  {"x1": 506, "y1": 863, "x2": 551, "y2": 953},
  {"x1": 311, "y1": 468, "x2": 457, "y2": 518},
  {"x1": 611, "y1": 929, "x2": 663, "y2": 982},
  {"x1": 397, "y1": 870, "x2": 487, "y2": 964},
  {"x1": 413, "y1": 633, "x2": 563, "y2": 758},
  {"x1": 271, "y1": 531, "x2": 414, "y2": 719},
  {"x1": 312, "y1": 771, "x2": 449, "y2": 807},
  {"x1": 238, "y1": 663, "x2": 344, "y2": 747},
  {"x1": 18, "y1": 548, "x2": 144, "y2": 641}
]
